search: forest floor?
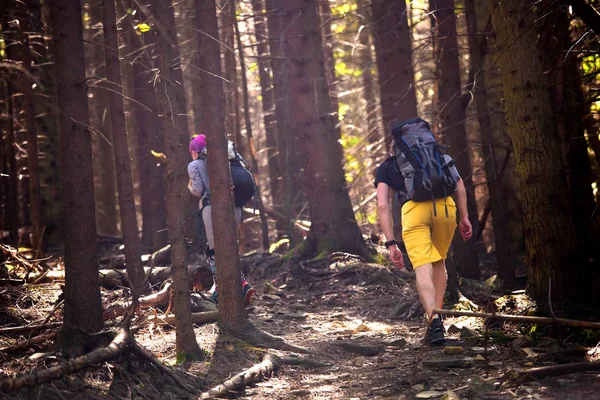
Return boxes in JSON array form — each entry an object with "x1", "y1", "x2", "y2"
[{"x1": 1, "y1": 247, "x2": 600, "y2": 399}]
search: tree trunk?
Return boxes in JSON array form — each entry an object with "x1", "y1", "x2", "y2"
[
  {"x1": 464, "y1": 0, "x2": 515, "y2": 286},
  {"x1": 234, "y1": 10, "x2": 270, "y2": 250},
  {"x1": 2, "y1": 85, "x2": 19, "y2": 245},
  {"x1": 195, "y1": 0, "x2": 246, "y2": 335},
  {"x1": 474, "y1": 0, "x2": 523, "y2": 255},
  {"x1": 370, "y1": 0, "x2": 418, "y2": 148},
  {"x1": 153, "y1": 0, "x2": 203, "y2": 360},
  {"x1": 102, "y1": 0, "x2": 145, "y2": 294},
  {"x1": 50, "y1": 0, "x2": 104, "y2": 347},
  {"x1": 85, "y1": 1, "x2": 119, "y2": 237},
  {"x1": 266, "y1": 0, "x2": 307, "y2": 245},
  {"x1": 21, "y1": 33, "x2": 43, "y2": 256},
  {"x1": 250, "y1": 0, "x2": 283, "y2": 238},
  {"x1": 490, "y1": 0, "x2": 579, "y2": 301},
  {"x1": 539, "y1": 4, "x2": 597, "y2": 281},
  {"x1": 356, "y1": 0, "x2": 381, "y2": 150},
  {"x1": 318, "y1": 0, "x2": 341, "y2": 138},
  {"x1": 431, "y1": 0, "x2": 480, "y2": 280},
  {"x1": 275, "y1": 0, "x2": 369, "y2": 259}
]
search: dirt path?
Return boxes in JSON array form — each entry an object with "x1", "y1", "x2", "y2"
[
  {"x1": 186, "y1": 261, "x2": 600, "y2": 400},
  {"x1": 1, "y1": 259, "x2": 599, "y2": 399}
]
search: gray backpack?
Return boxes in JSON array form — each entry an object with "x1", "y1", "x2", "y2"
[{"x1": 391, "y1": 118, "x2": 457, "y2": 213}]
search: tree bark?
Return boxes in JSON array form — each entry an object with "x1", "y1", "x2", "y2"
[
  {"x1": 318, "y1": 0, "x2": 341, "y2": 138},
  {"x1": 102, "y1": 0, "x2": 145, "y2": 294},
  {"x1": 234, "y1": 10, "x2": 270, "y2": 250},
  {"x1": 465, "y1": 0, "x2": 515, "y2": 286},
  {"x1": 266, "y1": 0, "x2": 306, "y2": 245},
  {"x1": 85, "y1": 1, "x2": 119, "y2": 238},
  {"x1": 431, "y1": 0, "x2": 480, "y2": 280},
  {"x1": 356, "y1": 0, "x2": 381, "y2": 150},
  {"x1": 50, "y1": 0, "x2": 104, "y2": 346},
  {"x1": 153, "y1": 0, "x2": 203, "y2": 360},
  {"x1": 21, "y1": 33, "x2": 43, "y2": 256},
  {"x1": 250, "y1": 0, "x2": 283, "y2": 238},
  {"x1": 539, "y1": 3, "x2": 597, "y2": 285},
  {"x1": 490, "y1": 0, "x2": 579, "y2": 301},
  {"x1": 370, "y1": 0, "x2": 418, "y2": 148},
  {"x1": 3, "y1": 85, "x2": 19, "y2": 245},
  {"x1": 195, "y1": 0, "x2": 246, "y2": 335},
  {"x1": 274, "y1": 0, "x2": 369, "y2": 259}
]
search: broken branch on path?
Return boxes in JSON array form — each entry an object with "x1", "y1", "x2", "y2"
[
  {"x1": 0, "y1": 322, "x2": 62, "y2": 335},
  {"x1": 432, "y1": 308, "x2": 600, "y2": 330},
  {"x1": 141, "y1": 311, "x2": 219, "y2": 327},
  {"x1": 200, "y1": 354, "x2": 280, "y2": 399},
  {"x1": 520, "y1": 359, "x2": 600, "y2": 380},
  {"x1": 0, "y1": 332, "x2": 57, "y2": 353}
]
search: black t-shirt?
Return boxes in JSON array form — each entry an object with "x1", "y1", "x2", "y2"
[{"x1": 374, "y1": 156, "x2": 406, "y2": 193}]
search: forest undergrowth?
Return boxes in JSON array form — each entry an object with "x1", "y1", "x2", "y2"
[{"x1": 0, "y1": 244, "x2": 599, "y2": 400}]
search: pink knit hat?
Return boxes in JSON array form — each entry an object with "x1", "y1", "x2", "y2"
[{"x1": 189, "y1": 134, "x2": 207, "y2": 153}]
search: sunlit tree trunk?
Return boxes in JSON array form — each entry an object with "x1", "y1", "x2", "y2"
[
  {"x1": 102, "y1": 0, "x2": 145, "y2": 294},
  {"x1": 234, "y1": 10, "x2": 270, "y2": 249},
  {"x1": 431, "y1": 0, "x2": 480, "y2": 280},
  {"x1": 491, "y1": 0, "x2": 579, "y2": 301},
  {"x1": 370, "y1": 0, "x2": 418, "y2": 149},
  {"x1": 274, "y1": 0, "x2": 369, "y2": 258},
  {"x1": 196, "y1": 0, "x2": 246, "y2": 335},
  {"x1": 153, "y1": 0, "x2": 203, "y2": 360},
  {"x1": 50, "y1": 0, "x2": 104, "y2": 350}
]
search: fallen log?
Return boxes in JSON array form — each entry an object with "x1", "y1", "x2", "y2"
[
  {"x1": 432, "y1": 309, "x2": 600, "y2": 330},
  {"x1": 142, "y1": 311, "x2": 219, "y2": 327},
  {"x1": 200, "y1": 354, "x2": 280, "y2": 399},
  {"x1": 0, "y1": 332, "x2": 57, "y2": 353},
  {"x1": 520, "y1": 359, "x2": 600, "y2": 380}
]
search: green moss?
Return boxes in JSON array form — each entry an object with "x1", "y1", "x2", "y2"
[{"x1": 176, "y1": 351, "x2": 200, "y2": 364}]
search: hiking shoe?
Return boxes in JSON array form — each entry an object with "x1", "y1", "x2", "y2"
[
  {"x1": 428, "y1": 317, "x2": 446, "y2": 345},
  {"x1": 242, "y1": 281, "x2": 255, "y2": 306}
]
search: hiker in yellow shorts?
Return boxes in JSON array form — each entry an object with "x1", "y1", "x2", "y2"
[{"x1": 375, "y1": 118, "x2": 472, "y2": 344}]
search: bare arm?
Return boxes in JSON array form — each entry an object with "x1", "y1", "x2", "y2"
[
  {"x1": 377, "y1": 182, "x2": 395, "y2": 242},
  {"x1": 454, "y1": 178, "x2": 473, "y2": 241},
  {"x1": 455, "y1": 178, "x2": 469, "y2": 222}
]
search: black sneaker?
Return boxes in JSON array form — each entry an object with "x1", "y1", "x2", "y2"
[{"x1": 428, "y1": 317, "x2": 446, "y2": 345}]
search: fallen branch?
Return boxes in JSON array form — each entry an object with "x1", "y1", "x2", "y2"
[
  {"x1": 0, "y1": 322, "x2": 62, "y2": 336},
  {"x1": 520, "y1": 359, "x2": 600, "y2": 380},
  {"x1": 0, "y1": 332, "x2": 57, "y2": 353},
  {"x1": 432, "y1": 308, "x2": 600, "y2": 330},
  {"x1": 200, "y1": 354, "x2": 280, "y2": 399}
]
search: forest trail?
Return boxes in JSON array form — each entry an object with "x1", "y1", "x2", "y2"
[{"x1": 1, "y1": 255, "x2": 599, "y2": 399}]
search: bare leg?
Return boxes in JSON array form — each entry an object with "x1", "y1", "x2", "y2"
[
  {"x1": 432, "y1": 259, "x2": 447, "y2": 312},
  {"x1": 415, "y1": 263, "x2": 438, "y2": 320}
]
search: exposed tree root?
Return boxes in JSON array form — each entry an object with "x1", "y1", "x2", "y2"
[
  {"x1": 199, "y1": 354, "x2": 280, "y2": 399},
  {"x1": 388, "y1": 296, "x2": 423, "y2": 320},
  {"x1": 129, "y1": 339, "x2": 196, "y2": 393},
  {"x1": 0, "y1": 329, "x2": 128, "y2": 392},
  {"x1": 432, "y1": 308, "x2": 600, "y2": 329},
  {"x1": 0, "y1": 332, "x2": 57, "y2": 353},
  {"x1": 235, "y1": 321, "x2": 309, "y2": 354},
  {"x1": 199, "y1": 353, "x2": 328, "y2": 399}
]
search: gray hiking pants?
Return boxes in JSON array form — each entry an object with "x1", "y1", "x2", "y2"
[{"x1": 201, "y1": 205, "x2": 242, "y2": 250}]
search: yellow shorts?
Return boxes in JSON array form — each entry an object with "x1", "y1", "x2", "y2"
[{"x1": 401, "y1": 197, "x2": 457, "y2": 269}]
